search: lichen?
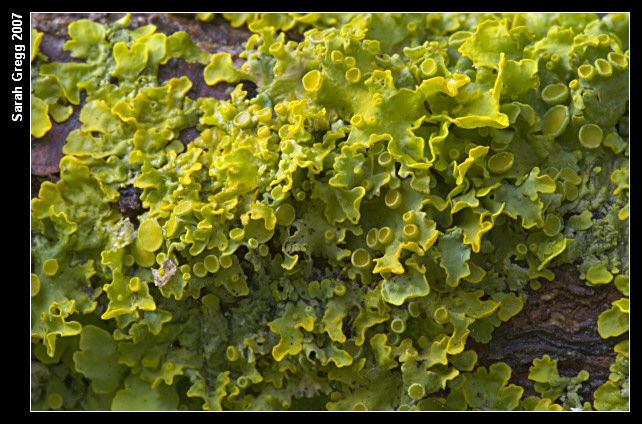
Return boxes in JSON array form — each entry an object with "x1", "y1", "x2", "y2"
[
  {"x1": 31, "y1": 12, "x2": 629, "y2": 411},
  {"x1": 593, "y1": 340, "x2": 629, "y2": 411}
]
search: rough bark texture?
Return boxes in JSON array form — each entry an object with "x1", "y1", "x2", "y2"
[{"x1": 469, "y1": 263, "x2": 626, "y2": 402}]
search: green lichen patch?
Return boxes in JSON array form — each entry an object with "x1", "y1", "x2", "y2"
[{"x1": 31, "y1": 12, "x2": 628, "y2": 411}]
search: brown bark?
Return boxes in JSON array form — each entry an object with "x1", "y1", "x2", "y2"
[{"x1": 468, "y1": 263, "x2": 626, "y2": 402}]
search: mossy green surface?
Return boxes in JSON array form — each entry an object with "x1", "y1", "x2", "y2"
[{"x1": 31, "y1": 12, "x2": 629, "y2": 411}]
